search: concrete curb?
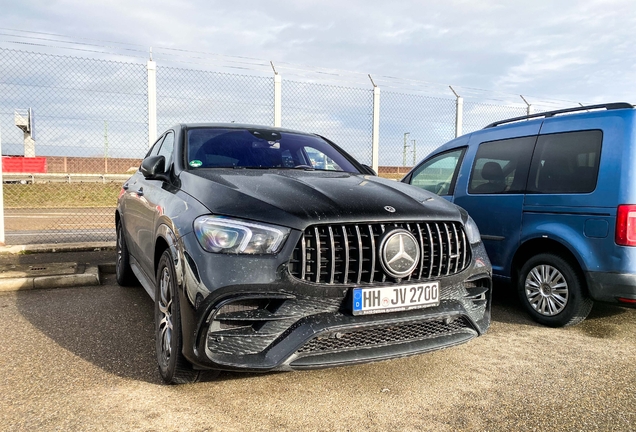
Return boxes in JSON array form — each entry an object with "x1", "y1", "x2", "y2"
[
  {"x1": 0, "y1": 265, "x2": 101, "y2": 292},
  {"x1": 0, "y1": 242, "x2": 116, "y2": 255}
]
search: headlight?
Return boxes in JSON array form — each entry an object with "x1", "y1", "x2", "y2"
[
  {"x1": 194, "y1": 216, "x2": 290, "y2": 254},
  {"x1": 464, "y1": 215, "x2": 482, "y2": 244}
]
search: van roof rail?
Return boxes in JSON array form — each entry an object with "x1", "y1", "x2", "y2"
[{"x1": 483, "y1": 102, "x2": 634, "y2": 129}]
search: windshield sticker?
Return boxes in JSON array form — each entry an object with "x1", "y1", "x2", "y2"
[{"x1": 189, "y1": 160, "x2": 203, "y2": 168}]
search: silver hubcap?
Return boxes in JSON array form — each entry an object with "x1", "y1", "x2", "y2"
[
  {"x1": 525, "y1": 265, "x2": 569, "y2": 316},
  {"x1": 158, "y1": 267, "x2": 173, "y2": 365}
]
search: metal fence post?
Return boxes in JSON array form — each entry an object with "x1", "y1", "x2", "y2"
[
  {"x1": 147, "y1": 48, "x2": 157, "y2": 147},
  {"x1": 520, "y1": 95, "x2": 533, "y2": 116},
  {"x1": 369, "y1": 75, "x2": 380, "y2": 174},
  {"x1": 272, "y1": 62, "x2": 282, "y2": 127},
  {"x1": 450, "y1": 86, "x2": 463, "y2": 138},
  {"x1": 0, "y1": 127, "x2": 4, "y2": 245}
]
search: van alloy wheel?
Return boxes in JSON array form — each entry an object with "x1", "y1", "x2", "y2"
[
  {"x1": 525, "y1": 264, "x2": 569, "y2": 316},
  {"x1": 517, "y1": 253, "x2": 593, "y2": 327}
]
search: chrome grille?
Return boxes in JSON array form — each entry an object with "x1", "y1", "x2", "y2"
[{"x1": 288, "y1": 222, "x2": 470, "y2": 285}]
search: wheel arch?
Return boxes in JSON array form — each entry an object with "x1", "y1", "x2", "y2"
[{"x1": 511, "y1": 237, "x2": 589, "y2": 295}]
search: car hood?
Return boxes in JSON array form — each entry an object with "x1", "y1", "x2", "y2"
[{"x1": 179, "y1": 169, "x2": 463, "y2": 231}]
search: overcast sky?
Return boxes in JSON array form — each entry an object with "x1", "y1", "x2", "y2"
[{"x1": 2, "y1": 0, "x2": 635, "y2": 106}]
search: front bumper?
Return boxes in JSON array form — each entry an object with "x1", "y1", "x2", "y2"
[
  {"x1": 177, "y1": 232, "x2": 492, "y2": 372},
  {"x1": 585, "y1": 271, "x2": 636, "y2": 305}
]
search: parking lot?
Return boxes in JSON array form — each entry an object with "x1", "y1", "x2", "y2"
[{"x1": 1, "y1": 273, "x2": 634, "y2": 431}]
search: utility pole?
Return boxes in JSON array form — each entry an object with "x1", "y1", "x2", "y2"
[
  {"x1": 104, "y1": 120, "x2": 109, "y2": 173},
  {"x1": 412, "y1": 139, "x2": 416, "y2": 165},
  {"x1": 403, "y1": 132, "x2": 410, "y2": 166}
]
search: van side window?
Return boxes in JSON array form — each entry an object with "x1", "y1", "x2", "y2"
[
  {"x1": 469, "y1": 136, "x2": 536, "y2": 194},
  {"x1": 410, "y1": 148, "x2": 465, "y2": 195},
  {"x1": 527, "y1": 130, "x2": 602, "y2": 194}
]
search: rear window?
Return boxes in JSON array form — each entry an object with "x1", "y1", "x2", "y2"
[
  {"x1": 186, "y1": 128, "x2": 359, "y2": 173},
  {"x1": 527, "y1": 130, "x2": 602, "y2": 194}
]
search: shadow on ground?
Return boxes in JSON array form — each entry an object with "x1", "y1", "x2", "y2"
[{"x1": 13, "y1": 274, "x2": 633, "y2": 385}]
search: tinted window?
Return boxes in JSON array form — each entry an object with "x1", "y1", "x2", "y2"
[
  {"x1": 527, "y1": 130, "x2": 602, "y2": 194},
  {"x1": 186, "y1": 128, "x2": 359, "y2": 173},
  {"x1": 469, "y1": 136, "x2": 536, "y2": 194},
  {"x1": 409, "y1": 148, "x2": 465, "y2": 195}
]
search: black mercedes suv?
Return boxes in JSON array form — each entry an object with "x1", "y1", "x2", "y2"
[{"x1": 116, "y1": 124, "x2": 492, "y2": 384}]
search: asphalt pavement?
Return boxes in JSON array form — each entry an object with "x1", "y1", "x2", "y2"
[{"x1": 0, "y1": 272, "x2": 634, "y2": 431}]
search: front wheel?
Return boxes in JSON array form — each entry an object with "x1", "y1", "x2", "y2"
[
  {"x1": 116, "y1": 219, "x2": 137, "y2": 286},
  {"x1": 517, "y1": 253, "x2": 593, "y2": 327},
  {"x1": 155, "y1": 250, "x2": 202, "y2": 384}
]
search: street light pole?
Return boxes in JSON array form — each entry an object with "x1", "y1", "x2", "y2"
[{"x1": 403, "y1": 132, "x2": 410, "y2": 166}]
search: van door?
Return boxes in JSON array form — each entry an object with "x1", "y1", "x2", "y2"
[
  {"x1": 405, "y1": 148, "x2": 467, "y2": 203},
  {"x1": 453, "y1": 127, "x2": 539, "y2": 278}
]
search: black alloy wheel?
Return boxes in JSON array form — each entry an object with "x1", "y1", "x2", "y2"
[
  {"x1": 155, "y1": 249, "x2": 202, "y2": 384},
  {"x1": 116, "y1": 219, "x2": 137, "y2": 286}
]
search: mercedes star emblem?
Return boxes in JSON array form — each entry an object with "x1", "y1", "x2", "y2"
[{"x1": 379, "y1": 229, "x2": 420, "y2": 278}]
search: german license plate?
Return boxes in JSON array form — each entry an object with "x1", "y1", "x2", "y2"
[{"x1": 352, "y1": 282, "x2": 440, "y2": 315}]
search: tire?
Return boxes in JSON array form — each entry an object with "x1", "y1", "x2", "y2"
[
  {"x1": 116, "y1": 219, "x2": 138, "y2": 286},
  {"x1": 155, "y1": 250, "x2": 202, "y2": 384},
  {"x1": 517, "y1": 253, "x2": 593, "y2": 327}
]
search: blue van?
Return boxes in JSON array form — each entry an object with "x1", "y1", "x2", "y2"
[{"x1": 403, "y1": 103, "x2": 636, "y2": 327}]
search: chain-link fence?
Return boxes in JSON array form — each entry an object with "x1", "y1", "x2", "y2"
[
  {"x1": 379, "y1": 92, "x2": 456, "y2": 176},
  {"x1": 282, "y1": 81, "x2": 373, "y2": 165},
  {"x1": 463, "y1": 101, "x2": 527, "y2": 133},
  {"x1": 0, "y1": 48, "x2": 147, "y2": 245},
  {"x1": 157, "y1": 67, "x2": 274, "y2": 133},
  {"x1": 0, "y1": 46, "x2": 569, "y2": 245}
]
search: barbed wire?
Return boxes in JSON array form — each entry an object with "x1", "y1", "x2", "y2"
[{"x1": 0, "y1": 28, "x2": 592, "y2": 107}]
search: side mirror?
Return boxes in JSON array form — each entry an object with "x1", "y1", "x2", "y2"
[
  {"x1": 140, "y1": 155, "x2": 168, "y2": 181},
  {"x1": 361, "y1": 164, "x2": 377, "y2": 176}
]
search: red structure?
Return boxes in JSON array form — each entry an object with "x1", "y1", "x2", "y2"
[{"x1": 2, "y1": 157, "x2": 47, "y2": 173}]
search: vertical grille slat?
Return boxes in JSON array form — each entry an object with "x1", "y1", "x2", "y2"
[
  {"x1": 290, "y1": 222, "x2": 471, "y2": 285},
  {"x1": 416, "y1": 223, "x2": 425, "y2": 280},
  {"x1": 300, "y1": 235, "x2": 307, "y2": 280},
  {"x1": 368, "y1": 225, "x2": 376, "y2": 284},
  {"x1": 443, "y1": 223, "x2": 452, "y2": 276},
  {"x1": 342, "y1": 226, "x2": 349, "y2": 284},
  {"x1": 314, "y1": 227, "x2": 321, "y2": 284},
  {"x1": 355, "y1": 225, "x2": 363, "y2": 284},
  {"x1": 328, "y1": 226, "x2": 336, "y2": 284}
]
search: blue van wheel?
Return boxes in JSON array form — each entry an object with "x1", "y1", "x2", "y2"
[{"x1": 518, "y1": 253, "x2": 593, "y2": 327}]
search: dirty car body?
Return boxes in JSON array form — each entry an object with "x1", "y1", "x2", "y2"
[{"x1": 115, "y1": 124, "x2": 492, "y2": 383}]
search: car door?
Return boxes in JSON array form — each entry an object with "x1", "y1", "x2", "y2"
[
  {"x1": 123, "y1": 134, "x2": 165, "y2": 262},
  {"x1": 452, "y1": 129, "x2": 538, "y2": 277},
  {"x1": 135, "y1": 131, "x2": 176, "y2": 279}
]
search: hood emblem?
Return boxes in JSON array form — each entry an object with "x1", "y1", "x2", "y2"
[
  {"x1": 384, "y1": 206, "x2": 396, "y2": 213},
  {"x1": 379, "y1": 229, "x2": 420, "y2": 278}
]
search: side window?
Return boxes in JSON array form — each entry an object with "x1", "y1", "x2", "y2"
[
  {"x1": 141, "y1": 135, "x2": 165, "y2": 169},
  {"x1": 468, "y1": 136, "x2": 536, "y2": 194},
  {"x1": 527, "y1": 130, "x2": 602, "y2": 194},
  {"x1": 157, "y1": 132, "x2": 174, "y2": 172},
  {"x1": 410, "y1": 148, "x2": 465, "y2": 195}
]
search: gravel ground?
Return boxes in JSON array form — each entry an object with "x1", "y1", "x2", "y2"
[{"x1": 0, "y1": 274, "x2": 634, "y2": 431}]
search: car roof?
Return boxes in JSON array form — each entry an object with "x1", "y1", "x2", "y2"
[{"x1": 172, "y1": 123, "x2": 319, "y2": 137}]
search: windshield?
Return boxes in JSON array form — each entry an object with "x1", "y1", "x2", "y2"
[{"x1": 186, "y1": 128, "x2": 360, "y2": 173}]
